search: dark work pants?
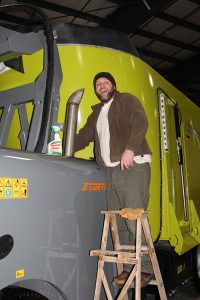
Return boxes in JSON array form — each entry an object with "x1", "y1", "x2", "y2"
[{"x1": 106, "y1": 162, "x2": 152, "y2": 273}]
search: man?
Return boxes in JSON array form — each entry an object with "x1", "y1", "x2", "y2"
[{"x1": 75, "y1": 72, "x2": 152, "y2": 286}]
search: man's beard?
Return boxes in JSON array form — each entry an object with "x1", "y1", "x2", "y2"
[{"x1": 96, "y1": 87, "x2": 116, "y2": 103}]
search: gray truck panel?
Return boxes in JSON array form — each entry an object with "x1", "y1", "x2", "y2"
[{"x1": 0, "y1": 148, "x2": 114, "y2": 299}]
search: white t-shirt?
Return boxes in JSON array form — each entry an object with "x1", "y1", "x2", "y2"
[{"x1": 96, "y1": 99, "x2": 119, "y2": 167}]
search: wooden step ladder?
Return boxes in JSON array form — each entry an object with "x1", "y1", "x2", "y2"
[{"x1": 90, "y1": 209, "x2": 167, "y2": 300}]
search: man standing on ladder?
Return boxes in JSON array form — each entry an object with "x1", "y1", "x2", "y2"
[{"x1": 75, "y1": 72, "x2": 153, "y2": 287}]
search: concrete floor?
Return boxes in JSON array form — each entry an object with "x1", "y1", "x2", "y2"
[
  {"x1": 112, "y1": 276, "x2": 200, "y2": 299},
  {"x1": 147, "y1": 288, "x2": 200, "y2": 299},
  {"x1": 127, "y1": 288, "x2": 200, "y2": 300},
  {"x1": 126, "y1": 279, "x2": 200, "y2": 300},
  {"x1": 145, "y1": 287, "x2": 200, "y2": 300},
  {"x1": 171, "y1": 288, "x2": 200, "y2": 300}
]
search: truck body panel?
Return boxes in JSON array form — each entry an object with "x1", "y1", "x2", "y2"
[{"x1": 0, "y1": 148, "x2": 112, "y2": 299}]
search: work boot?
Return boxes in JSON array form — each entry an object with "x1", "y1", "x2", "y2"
[
  {"x1": 140, "y1": 272, "x2": 154, "y2": 287},
  {"x1": 112, "y1": 271, "x2": 153, "y2": 287},
  {"x1": 112, "y1": 271, "x2": 129, "y2": 285}
]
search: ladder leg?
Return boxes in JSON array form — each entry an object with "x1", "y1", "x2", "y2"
[
  {"x1": 116, "y1": 217, "x2": 142, "y2": 300},
  {"x1": 142, "y1": 217, "x2": 167, "y2": 300},
  {"x1": 109, "y1": 213, "x2": 128, "y2": 300},
  {"x1": 135, "y1": 217, "x2": 142, "y2": 300},
  {"x1": 93, "y1": 260, "x2": 114, "y2": 300},
  {"x1": 94, "y1": 261, "x2": 103, "y2": 300},
  {"x1": 101, "y1": 214, "x2": 110, "y2": 250},
  {"x1": 110, "y1": 214, "x2": 123, "y2": 275},
  {"x1": 101, "y1": 267, "x2": 114, "y2": 300},
  {"x1": 93, "y1": 214, "x2": 111, "y2": 299}
]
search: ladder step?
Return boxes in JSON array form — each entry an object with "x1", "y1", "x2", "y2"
[
  {"x1": 119, "y1": 245, "x2": 149, "y2": 252},
  {"x1": 90, "y1": 249, "x2": 149, "y2": 257},
  {"x1": 90, "y1": 250, "x2": 138, "y2": 264},
  {"x1": 90, "y1": 249, "x2": 136, "y2": 257}
]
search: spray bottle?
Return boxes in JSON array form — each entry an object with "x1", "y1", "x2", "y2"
[{"x1": 47, "y1": 125, "x2": 62, "y2": 155}]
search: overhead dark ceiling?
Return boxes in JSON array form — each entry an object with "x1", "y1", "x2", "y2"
[{"x1": 0, "y1": 0, "x2": 200, "y2": 106}]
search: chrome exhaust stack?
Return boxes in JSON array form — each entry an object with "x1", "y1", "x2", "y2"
[{"x1": 62, "y1": 88, "x2": 84, "y2": 157}]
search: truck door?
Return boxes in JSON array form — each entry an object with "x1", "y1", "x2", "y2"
[{"x1": 158, "y1": 89, "x2": 189, "y2": 238}]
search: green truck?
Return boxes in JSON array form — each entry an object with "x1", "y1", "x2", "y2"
[{"x1": 0, "y1": 5, "x2": 200, "y2": 299}]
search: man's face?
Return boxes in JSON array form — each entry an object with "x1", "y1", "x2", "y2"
[{"x1": 95, "y1": 77, "x2": 116, "y2": 103}]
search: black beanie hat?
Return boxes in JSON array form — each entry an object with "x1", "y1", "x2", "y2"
[{"x1": 93, "y1": 72, "x2": 116, "y2": 89}]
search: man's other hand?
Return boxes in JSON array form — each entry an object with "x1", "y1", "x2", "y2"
[{"x1": 120, "y1": 149, "x2": 134, "y2": 171}]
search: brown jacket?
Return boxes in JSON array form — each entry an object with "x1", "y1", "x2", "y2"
[{"x1": 75, "y1": 91, "x2": 152, "y2": 167}]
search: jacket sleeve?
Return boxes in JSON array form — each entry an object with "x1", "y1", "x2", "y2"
[
  {"x1": 74, "y1": 112, "x2": 96, "y2": 152},
  {"x1": 125, "y1": 95, "x2": 148, "y2": 152}
]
